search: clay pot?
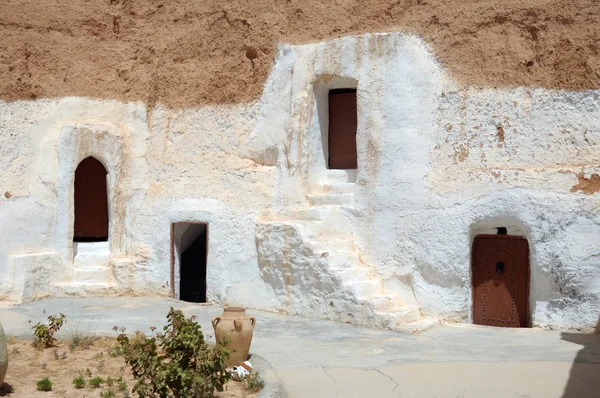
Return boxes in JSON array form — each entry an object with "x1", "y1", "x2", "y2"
[
  {"x1": 0, "y1": 321, "x2": 7, "y2": 385},
  {"x1": 212, "y1": 307, "x2": 256, "y2": 367}
]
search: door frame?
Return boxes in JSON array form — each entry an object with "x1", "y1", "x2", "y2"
[
  {"x1": 170, "y1": 221, "x2": 209, "y2": 299},
  {"x1": 471, "y1": 234, "x2": 531, "y2": 327}
]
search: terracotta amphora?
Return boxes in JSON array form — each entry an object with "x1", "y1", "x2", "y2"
[
  {"x1": 212, "y1": 307, "x2": 256, "y2": 367},
  {"x1": 0, "y1": 321, "x2": 8, "y2": 385}
]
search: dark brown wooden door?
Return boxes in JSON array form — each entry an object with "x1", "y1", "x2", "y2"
[
  {"x1": 74, "y1": 157, "x2": 109, "y2": 241},
  {"x1": 473, "y1": 235, "x2": 529, "y2": 327},
  {"x1": 328, "y1": 89, "x2": 357, "y2": 169}
]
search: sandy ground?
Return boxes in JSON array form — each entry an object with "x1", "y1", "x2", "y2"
[
  {"x1": 1, "y1": 1, "x2": 599, "y2": 108},
  {"x1": 4, "y1": 337, "x2": 258, "y2": 398}
]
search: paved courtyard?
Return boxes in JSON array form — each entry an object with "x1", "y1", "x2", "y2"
[{"x1": 0, "y1": 297, "x2": 598, "y2": 397}]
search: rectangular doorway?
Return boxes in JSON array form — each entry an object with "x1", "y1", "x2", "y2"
[
  {"x1": 171, "y1": 222, "x2": 208, "y2": 303},
  {"x1": 328, "y1": 88, "x2": 358, "y2": 169},
  {"x1": 472, "y1": 235, "x2": 530, "y2": 327}
]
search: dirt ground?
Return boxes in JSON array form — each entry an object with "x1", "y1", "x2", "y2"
[
  {"x1": 0, "y1": 1, "x2": 599, "y2": 108},
  {"x1": 4, "y1": 338, "x2": 258, "y2": 398}
]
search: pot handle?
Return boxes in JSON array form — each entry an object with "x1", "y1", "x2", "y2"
[
  {"x1": 250, "y1": 317, "x2": 256, "y2": 327},
  {"x1": 212, "y1": 317, "x2": 221, "y2": 329}
]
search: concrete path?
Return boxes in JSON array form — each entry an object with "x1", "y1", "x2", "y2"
[{"x1": 1, "y1": 297, "x2": 598, "y2": 397}]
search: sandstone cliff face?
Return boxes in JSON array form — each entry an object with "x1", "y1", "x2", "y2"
[{"x1": 0, "y1": 0, "x2": 599, "y2": 108}]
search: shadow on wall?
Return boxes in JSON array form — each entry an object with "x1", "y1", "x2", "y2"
[{"x1": 561, "y1": 316, "x2": 600, "y2": 398}]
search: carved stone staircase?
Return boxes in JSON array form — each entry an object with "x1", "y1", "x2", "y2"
[
  {"x1": 262, "y1": 170, "x2": 436, "y2": 333},
  {"x1": 54, "y1": 242, "x2": 117, "y2": 295}
]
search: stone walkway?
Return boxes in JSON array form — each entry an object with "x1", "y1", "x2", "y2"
[{"x1": 1, "y1": 297, "x2": 598, "y2": 397}]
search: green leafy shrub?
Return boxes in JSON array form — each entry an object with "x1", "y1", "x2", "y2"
[
  {"x1": 115, "y1": 308, "x2": 230, "y2": 397},
  {"x1": 32, "y1": 313, "x2": 66, "y2": 348},
  {"x1": 89, "y1": 377, "x2": 104, "y2": 388},
  {"x1": 72, "y1": 375, "x2": 85, "y2": 389},
  {"x1": 36, "y1": 377, "x2": 53, "y2": 391}
]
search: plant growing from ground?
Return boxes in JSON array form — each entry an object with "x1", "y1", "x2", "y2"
[
  {"x1": 106, "y1": 376, "x2": 115, "y2": 387},
  {"x1": 32, "y1": 313, "x2": 66, "y2": 348},
  {"x1": 243, "y1": 372, "x2": 265, "y2": 393},
  {"x1": 115, "y1": 308, "x2": 230, "y2": 397},
  {"x1": 89, "y1": 376, "x2": 104, "y2": 388},
  {"x1": 117, "y1": 377, "x2": 127, "y2": 392},
  {"x1": 72, "y1": 375, "x2": 85, "y2": 389},
  {"x1": 101, "y1": 390, "x2": 116, "y2": 398},
  {"x1": 36, "y1": 377, "x2": 53, "y2": 391}
]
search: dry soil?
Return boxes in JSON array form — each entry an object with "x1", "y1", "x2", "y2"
[
  {"x1": 0, "y1": 1, "x2": 599, "y2": 108},
  {"x1": 4, "y1": 338, "x2": 257, "y2": 397}
]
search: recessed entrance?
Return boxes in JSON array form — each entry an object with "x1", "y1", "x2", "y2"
[
  {"x1": 73, "y1": 157, "x2": 109, "y2": 242},
  {"x1": 328, "y1": 88, "x2": 358, "y2": 170},
  {"x1": 171, "y1": 222, "x2": 208, "y2": 303},
  {"x1": 472, "y1": 234, "x2": 530, "y2": 327}
]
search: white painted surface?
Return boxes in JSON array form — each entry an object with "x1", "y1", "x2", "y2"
[{"x1": 0, "y1": 33, "x2": 598, "y2": 331}]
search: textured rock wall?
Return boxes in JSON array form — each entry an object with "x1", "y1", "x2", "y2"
[{"x1": 0, "y1": 33, "x2": 598, "y2": 330}]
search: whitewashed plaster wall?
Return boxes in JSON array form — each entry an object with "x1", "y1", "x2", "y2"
[{"x1": 0, "y1": 32, "x2": 598, "y2": 330}]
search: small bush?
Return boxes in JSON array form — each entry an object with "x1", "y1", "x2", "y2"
[
  {"x1": 243, "y1": 372, "x2": 265, "y2": 393},
  {"x1": 36, "y1": 377, "x2": 53, "y2": 391},
  {"x1": 89, "y1": 377, "x2": 104, "y2": 388},
  {"x1": 115, "y1": 308, "x2": 230, "y2": 397},
  {"x1": 106, "y1": 376, "x2": 115, "y2": 387},
  {"x1": 100, "y1": 390, "x2": 116, "y2": 398},
  {"x1": 32, "y1": 313, "x2": 66, "y2": 348},
  {"x1": 72, "y1": 375, "x2": 85, "y2": 389}
]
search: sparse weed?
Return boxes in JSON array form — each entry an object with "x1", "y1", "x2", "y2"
[
  {"x1": 243, "y1": 372, "x2": 265, "y2": 393},
  {"x1": 72, "y1": 375, "x2": 85, "y2": 389},
  {"x1": 36, "y1": 377, "x2": 52, "y2": 391},
  {"x1": 89, "y1": 376, "x2": 104, "y2": 388},
  {"x1": 100, "y1": 389, "x2": 116, "y2": 398}
]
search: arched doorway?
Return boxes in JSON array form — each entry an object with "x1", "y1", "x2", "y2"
[
  {"x1": 472, "y1": 233, "x2": 530, "y2": 327},
  {"x1": 73, "y1": 157, "x2": 109, "y2": 242}
]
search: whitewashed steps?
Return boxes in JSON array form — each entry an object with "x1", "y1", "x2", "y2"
[
  {"x1": 72, "y1": 266, "x2": 114, "y2": 284},
  {"x1": 308, "y1": 193, "x2": 354, "y2": 206},
  {"x1": 53, "y1": 281, "x2": 117, "y2": 296},
  {"x1": 375, "y1": 306, "x2": 421, "y2": 329},
  {"x1": 319, "y1": 182, "x2": 355, "y2": 194}
]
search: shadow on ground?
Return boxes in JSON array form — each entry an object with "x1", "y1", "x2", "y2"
[{"x1": 561, "y1": 316, "x2": 600, "y2": 398}]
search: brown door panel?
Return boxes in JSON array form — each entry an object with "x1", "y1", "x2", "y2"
[
  {"x1": 328, "y1": 89, "x2": 358, "y2": 170},
  {"x1": 473, "y1": 235, "x2": 529, "y2": 327}
]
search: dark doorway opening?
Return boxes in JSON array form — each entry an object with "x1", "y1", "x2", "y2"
[
  {"x1": 328, "y1": 88, "x2": 358, "y2": 170},
  {"x1": 73, "y1": 157, "x2": 109, "y2": 242},
  {"x1": 171, "y1": 222, "x2": 208, "y2": 303},
  {"x1": 472, "y1": 234, "x2": 530, "y2": 327}
]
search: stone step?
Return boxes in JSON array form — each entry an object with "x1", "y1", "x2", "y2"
[
  {"x1": 308, "y1": 193, "x2": 354, "y2": 206},
  {"x1": 375, "y1": 306, "x2": 421, "y2": 329},
  {"x1": 276, "y1": 205, "x2": 357, "y2": 222},
  {"x1": 326, "y1": 169, "x2": 351, "y2": 182},
  {"x1": 308, "y1": 238, "x2": 355, "y2": 253},
  {"x1": 345, "y1": 280, "x2": 380, "y2": 297},
  {"x1": 53, "y1": 282, "x2": 117, "y2": 296},
  {"x1": 317, "y1": 182, "x2": 356, "y2": 194},
  {"x1": 325, "y1": 251, "x2": 360, "y2": 268},
  {"x1": 72, "y1": 266, "x2": 114, "y2": 284},
  {"x1": 368, "y1": 294, "x2": 403, "y2": 312},
  {"x1": 331, "y1": 266, "x2": 372, "y2": 282},
  {"x1": 394, "y1": 318, "x2": 439, "y2": 334}
]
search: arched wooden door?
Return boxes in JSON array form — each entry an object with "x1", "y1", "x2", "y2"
[
  {"x1": 472, "y1": 235, "x2": 530, "y2": 327},
  {"x1": 73, "y1": 157, "x2": 109, "y2": 241}
]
